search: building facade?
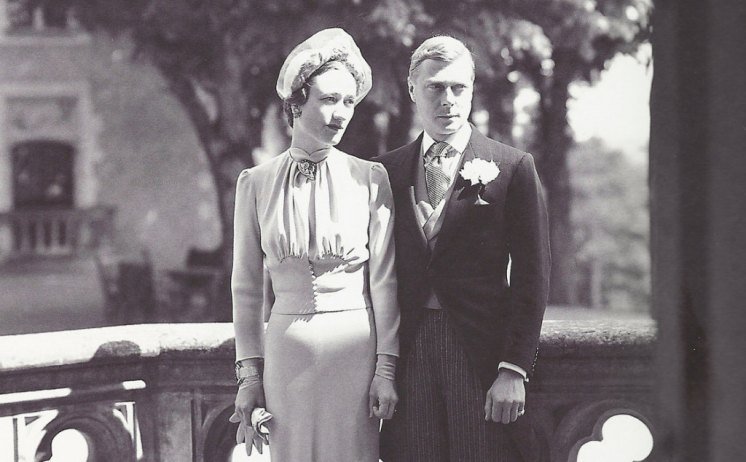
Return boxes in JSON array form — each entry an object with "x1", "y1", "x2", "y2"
[{"x1": 0, "y1": 0, "x2": 221, "y2": 268}]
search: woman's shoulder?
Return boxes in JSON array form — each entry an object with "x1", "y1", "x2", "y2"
[
  {"x1": 333, "y1": 148, "x2": 388, "y2": 178},
  {"x1": 236, "y1": 152, "x2": 289, "y2": 184}
]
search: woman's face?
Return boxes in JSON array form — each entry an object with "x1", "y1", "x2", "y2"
[{"x1": 293, "y1": 66, "x2": 357, "y2": 149}]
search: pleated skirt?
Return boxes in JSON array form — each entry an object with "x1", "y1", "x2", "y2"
[{"x1": 263, "y1": 307, "x2": 379, "y2": 462}]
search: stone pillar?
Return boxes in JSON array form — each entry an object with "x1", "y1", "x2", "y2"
[
  {"x1": 651, "y1": 1, "x2": 746, "y2": 460},
  {"x1": 0, "y1": 1, "x2": 8, "y2": 33},
  {"x1": 138, "y1": 391, "x2": 194, "y2": 462},
  {"x1": 0, "y1": 92, "x2": 12, "y2": 260}
]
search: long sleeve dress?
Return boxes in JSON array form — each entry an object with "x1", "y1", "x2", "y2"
[{"x1": 231, "y1": 146, "x2": 400, "y2": 462}]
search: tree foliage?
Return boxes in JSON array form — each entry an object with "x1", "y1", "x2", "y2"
[
  {"x1": 570, "y1": 138, "x2": 650, "y2": 311},
  {"x1": 497, "y1": 0, "x2": 651, "y2": 305}
]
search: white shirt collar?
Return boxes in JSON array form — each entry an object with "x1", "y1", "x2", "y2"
[
  {"x1": 287, "y1": 146, "x2": 333, "y2": 162},
  {"x1": 421, "y1": 123, "x2": 472, "y2": 156}
]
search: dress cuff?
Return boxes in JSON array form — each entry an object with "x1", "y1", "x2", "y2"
[
  {"x1": 235, "y1": 356, "x2": 264, "y2": 364},
  {"x1": 375, "y1": 354, "x2": 397, "y2": 381},
  {"x1": 498, "y1": 361, "x2": 528, "y2": 382}
]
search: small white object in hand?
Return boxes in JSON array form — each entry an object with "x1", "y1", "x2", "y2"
[{"x1": 251, "y1": 407, "x2": 273, "y2": 437}]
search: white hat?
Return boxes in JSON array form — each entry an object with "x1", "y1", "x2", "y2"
[{"x1": 276, "y1": 28, "x2": 372, "y2": 103}]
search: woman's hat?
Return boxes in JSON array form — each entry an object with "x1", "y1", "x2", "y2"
[{"x1": 276, "y1": 28, "x2": 372, "y2": 103}]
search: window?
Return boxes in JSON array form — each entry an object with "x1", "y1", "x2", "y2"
[{"x1": 12, "y1": 140, "x2": 75, "y2": 209}]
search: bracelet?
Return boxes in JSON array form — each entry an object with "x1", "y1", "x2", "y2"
[
  {"x1": 235, "y1": 359, "x2": 263, "y2": 385},
  {"x1": 237, "y1": 375, "x2": 262, "y2": 388}
]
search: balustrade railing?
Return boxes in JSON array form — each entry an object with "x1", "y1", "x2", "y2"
[
  {"x1": 0, "y1": 320, "x2": 659, "y2": 462},
  {"x1": 0, "y1": 206, "x2": 114, "y2": 258}
]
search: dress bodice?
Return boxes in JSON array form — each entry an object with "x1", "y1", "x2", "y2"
[
  {"x1": 267, "y1": 255, "x2": 372, "y2": 315},
  {"x1": 231, "y1": 147, "x2": 399, "y2": 359}
]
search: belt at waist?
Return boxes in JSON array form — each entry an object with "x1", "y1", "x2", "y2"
[
  {"x1": 270, "y1": 291, "x2": 372, "y2": 315},
  {"x1": 271, "y1": 305, "x2": 371, "y2": 315}
]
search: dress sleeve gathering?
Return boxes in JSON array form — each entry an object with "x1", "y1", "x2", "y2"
[
  {"x1": 367, "y1": 163, "x2": 400, "y2": 357},
  {"x1": 231, "y1": 168, "x2": 266, "y2": 361}
]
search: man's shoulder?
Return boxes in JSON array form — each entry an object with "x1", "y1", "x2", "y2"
[
  {"x1": 373, "y1": 138, "x2": 420, "y2": 167},
  {"x1": 374, "y1": 150, "x2": 402, "y2": 166},
  {"x1": 471, "y1": 130, "x2": 534, "y2": 166}
]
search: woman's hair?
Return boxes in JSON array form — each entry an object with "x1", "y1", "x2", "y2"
[{"x1": 282, "y1": 53, "x2": 363, "y2": 127}]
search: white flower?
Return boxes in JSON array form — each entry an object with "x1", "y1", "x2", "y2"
[{"x1": 459, "y1": 159, "x2": 500, "y2": 186}]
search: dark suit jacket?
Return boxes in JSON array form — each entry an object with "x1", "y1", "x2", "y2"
[{"x1": 375, "y1": 128, "x2": 551, "y2": 460}]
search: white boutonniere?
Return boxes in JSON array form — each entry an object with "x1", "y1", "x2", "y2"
[{"x1": 459, "y1": 158, "x2": 500, "y2": 205}]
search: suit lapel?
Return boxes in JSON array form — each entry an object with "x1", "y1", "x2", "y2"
[
  {"x1": 429, "y1": 129, "x2": 485, "y2": 264},
  {"x1": 391, "y1": 137, "x2": 429, "y2": 251},
  {"x1": 406, "y1": 186, "x2": 429, "y2": 249}
]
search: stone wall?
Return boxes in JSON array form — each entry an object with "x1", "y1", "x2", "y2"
[{"x1": 0, "y1": 320, "x2": 658, "y2": 461}]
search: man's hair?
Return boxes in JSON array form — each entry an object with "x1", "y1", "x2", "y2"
[
  {"x1": 408, "y1": 35, "x2": 475, "y2": 81},
  {"x1": 282, "y1": 56, "x2": 361, "y2": 127}
]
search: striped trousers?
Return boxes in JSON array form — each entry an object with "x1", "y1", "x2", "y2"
[{"x1": 381, "y1": 309, "x2": 520, "y2": 462}]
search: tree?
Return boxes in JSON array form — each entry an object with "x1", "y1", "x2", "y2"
[
  {"x1": 502, "y1": 0, "x2": 652, "y2": 305},
  {"x1": 570, "y1": 138, "x2": 650, "y2": 311}
]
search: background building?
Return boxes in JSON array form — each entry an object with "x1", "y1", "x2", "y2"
[{"x1": 0, "y1": 0, "x2": 223, "y2": 333}]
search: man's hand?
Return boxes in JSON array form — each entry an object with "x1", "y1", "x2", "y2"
[{"x1": 484, "y1": 368, "x2": 525, "y2": 424}]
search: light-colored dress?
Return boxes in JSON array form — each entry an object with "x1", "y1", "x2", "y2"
[{"x1": 232, "y1": 147, "x2": 399, "y2": 462}]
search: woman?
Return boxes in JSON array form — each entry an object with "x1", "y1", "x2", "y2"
[{"x1": 229, "y1": 28, "x2": 399, "y2": 461}]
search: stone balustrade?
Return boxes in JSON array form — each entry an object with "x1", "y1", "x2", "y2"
[
  {"x1": 0, "y1": 320, "x2": 658, "y2": 461},
  {"x1": 0, "y1": 206, "x2": 114, "y2": 259}
]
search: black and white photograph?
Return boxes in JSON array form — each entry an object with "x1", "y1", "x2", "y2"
[{"x1": 0, "y1": 1, "x2": 744, "y2": 461}]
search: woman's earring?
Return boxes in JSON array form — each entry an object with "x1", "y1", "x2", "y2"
[{"x1": 291, "y1": 106, "x2": 301, "y2": 118}]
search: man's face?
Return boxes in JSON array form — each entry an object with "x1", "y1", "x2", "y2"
[
  {"x1": 408, "y1": 56, "x2": 474, "y2": 140},
  {"x1": 294, "y1": 67, "x2": 357, "y2": 148}
]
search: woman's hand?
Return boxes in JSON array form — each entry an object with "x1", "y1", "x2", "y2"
[
  {"x1": 230, "y1": 378, "x2": 267, "y2": 455},
  {"x1": 369, "y1": 375, "x2": 398, "y2": 420}
]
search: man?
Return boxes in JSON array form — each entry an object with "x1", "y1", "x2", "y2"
[{"x1": 375, "y1": 36, "x2": 551, "y2": 461}]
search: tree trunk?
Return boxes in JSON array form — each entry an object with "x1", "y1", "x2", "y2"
[
  {"x1": 486, "y1": 81, "x2": 516, "y2": 144},
  {"x1": 158, "y1": 66, "x2": 266, "y2": 320},
  {"x1": 386, "y1": 88, "x2": 414, "y2": 151},
  {"x1": 590, "y1": 257, "x2": 603, "y2": 309},
  {"x1": 532, "y1": 50, "x2": 578, "y2": 306}
]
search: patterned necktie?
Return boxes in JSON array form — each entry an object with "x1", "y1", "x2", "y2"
[{"x1": 424, "y1": 141, "x2": 451, "y2": 206}]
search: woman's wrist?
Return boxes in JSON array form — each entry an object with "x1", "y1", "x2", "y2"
[
  {"x1": 235, "y1": 358, "x2": 264, "y2": 387},
  {"x1": 237, "y1": 375, "x2": 263, "y2": 390},
  {"x1": 374, "y1": 354, "x2": 397, "y2": 381}
]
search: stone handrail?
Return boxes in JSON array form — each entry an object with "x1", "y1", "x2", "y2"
[
  {"x1": 0, "y1": 320, "x2": 658, "y2": 461},
  {"x1": 0, "y1": 206, "x2": 114, "y2": 258}
]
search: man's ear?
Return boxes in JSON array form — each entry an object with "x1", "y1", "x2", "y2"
[{"x1": 407, "y1": 78, "x2": 415, "y2": 103}]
